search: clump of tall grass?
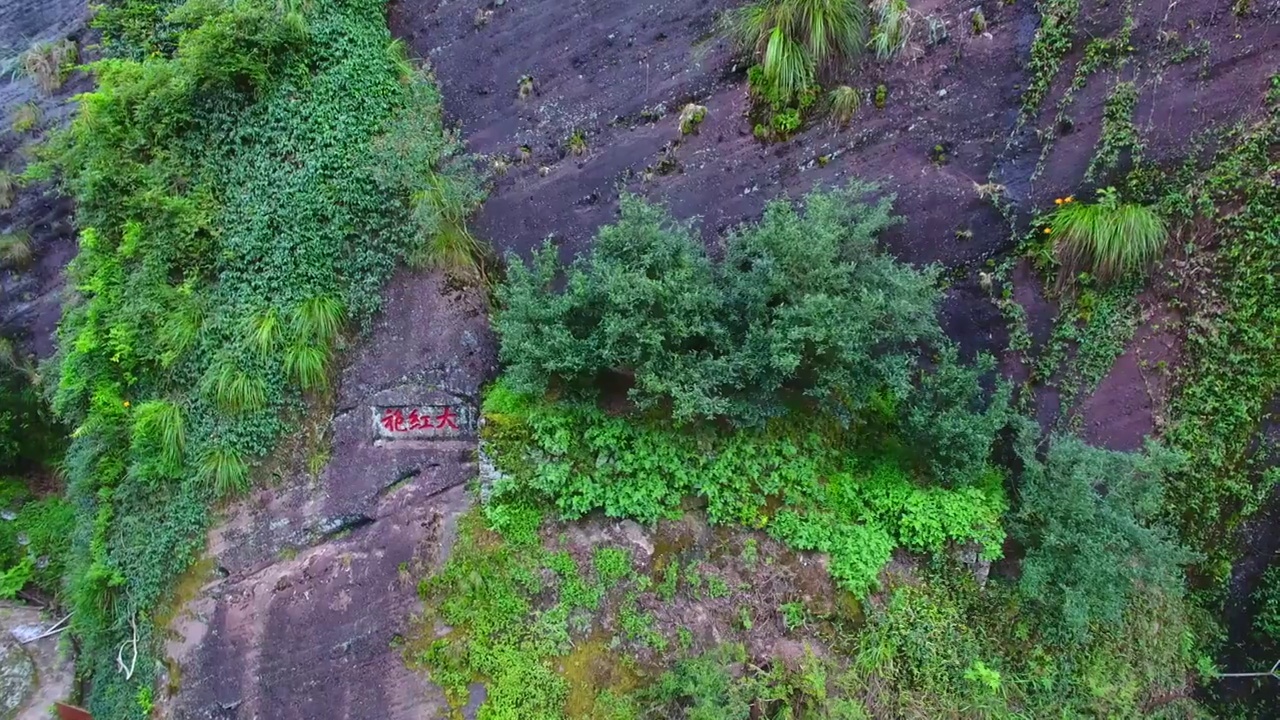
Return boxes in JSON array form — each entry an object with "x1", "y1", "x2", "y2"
[
  {"x1": 827, "y1": 85, "x2": 861, "y2": 125},
  {"x1": 868, "y1": 0, "x2": 914, "y2": 61},
  {"x1": 0, "y1": 171, "x2": 16, "y2": 209},
  {"x1": 199, "y1": 445, "x2": 249, "y2": 497},
  {"x1": 19, "y1": 39, "x2": 77, "y2": 95},
  {"x1": 133, "y1": 400, "x2": 186, "y2": 470},
  {"x1": 204, "y1": 360, "x2": 268, "y2": 414},
  {"x1": 1050, "y1": 187, "x2": 1168, "y2": 284},
  {"x1": 726, "y1": 0, "x2": 867, "y2": 104},
  {"x1": 410, "y1": 174, "x2": 489, "y2": 279},
  {"x1": 11, "y1": 103, "x2": 40, "y2": 134},
  {"x1": 0, "y1": 232, "x2": 32, "y2": 268}
]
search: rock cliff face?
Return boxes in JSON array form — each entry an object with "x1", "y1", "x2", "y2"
[
  {"x1": 0, "y1": 0, "x2": 88, "y2": 360},
  {"x1": 159, "y1": 272, "x2": 495, "y2": 720},
  {"x1": 7, "y1": 0, "x2": 1277, "y2": 716},
  {"x1": 389, "y1": 0, "x2": 1275, "y2": 447}
]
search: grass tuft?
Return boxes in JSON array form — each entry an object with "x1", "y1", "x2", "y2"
[
  {"x1": 198, "y1": 445, "x2": 249, "y2": 497},
  {"x1": 133, "y1": 400, "x2": 186, "y2": 470},
  {"x1": 0, "y1": 171, "x2": 16, "y2": 210},
  {"x1": 868, "y1": 0, "x2": 914, "y2": 61},
  {"x1": 284, "y1": 342, "x2": 329, "y2": 392},
  {"x1": 19, "y1": 39, "x2": 77, "y2": 95},
  {"x1": 827, "y1": 84, "x2": 861, "y2": 125},
  {"x1": 245, "y1": 308, "x2": 283, "y2": 357},
  {"x1": 727, "y1": 0, "x2": 866, "y2": 104},
  {"x1": 159, "y1": 299, "x2": 204, "y2": 368},
  {"x1": 205, "y1": 361, "x2": 268, "y2": 414},
  {"x1": 0, "y1": 232, "x2": 33, "y2": 268},
  {"x1": 11, "y1": 103, "x2": 40, "y2": 134},
  {"x1": 289, "y1": 296, "x2": 345, "y2": 345},
  {"x1": 1050, "y1": 187, "x2": 1167, "y2": 284},
  {"x1": 410, "y1": 174, "x2": 489, "y2": 278},
  {"x1": 386, "y1": 38, "x2": 413, "y2": 83}
]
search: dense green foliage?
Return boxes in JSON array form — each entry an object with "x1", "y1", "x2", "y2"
[
  {"x1": 0, "y1": 357, "x2": 61, "y2": 474},
  {"x1": 41, "y1": 0, "x2": 479, "y2": 714},
  {"x1": 1012, "y1": 427, "x2": 1194, "y2": 643},
  {"x1": 483, "y1": 378, "x2": 1008, "y2": 597},
  {"x1": 0, "y1": 478, "x2": 75, "y2": 597},
  {"x1": 851, "y1": 568, "x2": 1206, "y2": 718},
  {"x1": 1049, "y1": 187, "x2": 1167, "y2": 284},
  {"x1": 1160, "y1": 105, "x2": 1280, "y2": 572},
  {"x1": 420, "y1": 476, "x2": 1207, "y2": 719},
  {"x1": 1254, "y1": 565, "x2": 1280, "y2": 643},
  {"x1": 496, "y1": 183, "x2": 945, "y2": 427}
]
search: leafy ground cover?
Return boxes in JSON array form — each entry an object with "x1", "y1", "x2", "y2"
[
  {"x1": 1159, "y1": 99, "x2": 1280, "y2": 572},
  {"x1": 20, "y1": 0, "x2": 480, "y2": 714}
]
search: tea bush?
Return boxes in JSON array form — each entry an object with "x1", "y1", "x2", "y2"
[{"x1": 496, "y1": 183, "x2": 944, "y2": 428}]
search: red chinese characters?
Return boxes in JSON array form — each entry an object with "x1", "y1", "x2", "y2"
[
  {"x1": 434, "y1": 406, "x2": 459, "y2": 430},
  {"x1": 380, "y1": 408, "x2": 406, "y2": 433},
  {"x1": 379, "y1": 406, "x2": 465, "y2": 434}
]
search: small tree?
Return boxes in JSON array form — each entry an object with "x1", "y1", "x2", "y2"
[
  {"x1": 900, "y1": 347, "x2": 1011, "y2": 488},
  {"x1": 1012, "y1": 425, "x2": 1195, "y2": 644},
  {"x1": 718, "y1": 181, "x2": 940, "y2": 425},
  {"x1": 496, "y1": 196, "x2": 730, "y2": 420}
]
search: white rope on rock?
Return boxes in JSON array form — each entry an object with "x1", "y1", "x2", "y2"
[{"x1": 116, "y1": 613, "x2": 138, "y2": 680}]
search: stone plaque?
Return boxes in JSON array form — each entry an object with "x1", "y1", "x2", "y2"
[{"x1": 373, "y1": 404, "x2": 476, "y2": 440}]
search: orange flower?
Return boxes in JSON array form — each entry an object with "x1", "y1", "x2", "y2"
[
  {"x1": 1043, "y1": 227, "x2": 1053, "y2": 234},
  {"x1": 123, "y1": 401, "x2": 131, "y2": 408},
  {"x1": 1065, "y1": 195, "x2": 1075, "y2": 203},
  {"x1": 1054, "y1": 198, "x2": 1063, "y2": 205}
]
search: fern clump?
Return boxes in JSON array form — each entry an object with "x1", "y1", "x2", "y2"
[{"x1": 1050, "y1": 187, "x2": 1168, "y2": 283}]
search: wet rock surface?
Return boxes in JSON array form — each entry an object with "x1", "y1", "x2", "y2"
[
  {"x1": 159, "y1": 272, "x2": 496, "y2": 720},
  {"x1": 0, "y1": 602, "x2": 75, "y2": 720},
  {"x1": 0, "y1": 636, "x2": 32, "y2": 720}
]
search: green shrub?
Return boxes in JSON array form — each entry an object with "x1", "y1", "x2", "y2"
[
  {"x1": 899, "y1": 347, "x2": 1012, "y2": 488},
  {"x1": 1050, "y1": 186, "x2": 1167, "y2": 283},
  {"x1": 495, "y1": 182, "x2": 942, "y2": 427},
  {"x1": 1012, "y1": 425, "x2": 1195, "y2": 644}
]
